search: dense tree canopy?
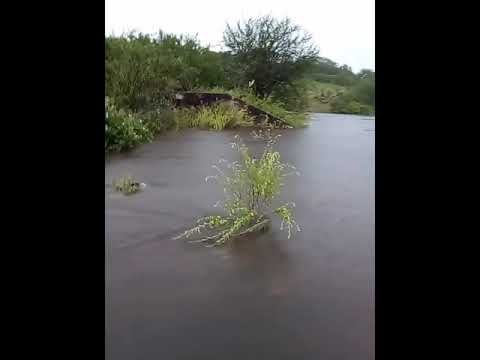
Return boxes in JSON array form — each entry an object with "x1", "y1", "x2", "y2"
[
  {"x1": 223, "y1": 15, "x2": 319, "y2": 98},
  {"x1": 105, "y1": 31, "x2": 228, "y2": 111}
]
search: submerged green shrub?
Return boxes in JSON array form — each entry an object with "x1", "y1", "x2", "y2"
[
  {"x1": 175, "y1": 129, "x2": 301, "y2": 246},
  {"x1": 112, "y1": 175, "x2": 146, "y2": 195}
]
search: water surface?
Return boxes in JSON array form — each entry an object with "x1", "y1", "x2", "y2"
[{"x1": 106, "y1": 113, "x2": 375, "y2": 360}]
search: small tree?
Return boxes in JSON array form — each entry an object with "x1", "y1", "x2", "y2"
[{"x1": 223, "y1": 15, "x2": 319, "y2": 99}]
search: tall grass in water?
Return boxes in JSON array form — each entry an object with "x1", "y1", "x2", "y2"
[{"x1": 175, "y1": 103, "x2": 253, "y2": 131}]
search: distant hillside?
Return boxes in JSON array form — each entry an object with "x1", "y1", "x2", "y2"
[
  {"x1": 305, "y1": 81, "x2": 346, "y2": 113},
  {"x1": 304, "y1": 57, "x2": 375, "y2": 115}
]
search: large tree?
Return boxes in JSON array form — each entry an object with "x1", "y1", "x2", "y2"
[{"x1": 223, "y1": 15, "x2": 319, "y2": 98}]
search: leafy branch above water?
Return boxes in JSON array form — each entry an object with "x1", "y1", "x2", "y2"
[{"x1": 175, "y1": 129, "x2": 301, "y2": 246}]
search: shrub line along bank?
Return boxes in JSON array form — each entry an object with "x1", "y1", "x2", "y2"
[
  {"x1": 105, "y1": 93, "x2": 305, "y2": 153},
  {"x1": 174, "y1": 92, "x2": 290, "y2": 128}
]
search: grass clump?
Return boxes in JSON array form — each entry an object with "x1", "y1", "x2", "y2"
[
  {"x1": 206, "y1": 87, "x2": 308, "y2": 128},
  {"x1": 138, "y1": 108, "x2": 176, "y2": 135},
  {"x1": 112, "y1": 175, "x2": 145, "y2": 195},
  {"x1": 174, "y1": 129, "x2": 301, "y2": 247},
  {"x1": 175, "y1": 103, "x2": 254, "y2": 131}
]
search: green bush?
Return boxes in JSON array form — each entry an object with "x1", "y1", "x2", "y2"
[
  {"x1": 359, "y1": 104, "x2": 374, "y2": 115},
  {"x1": 332, "y1": 72, "x2": 356, "y2": 86},
  {"x1": 330, "y1": 93, "x2": 374, "y2": 115},
  {"x1": 106, "y1": 31, "x2": 230, "y2": 112},
  {"x1": 105, "y1": 98, "x2": 153, "y2": 152},
  {"x1": 271, "y1": 80, "x2": 310, "y2": 112},
  {"x1": 351, "y1": 79, "x2": 375, "y2": 107}
]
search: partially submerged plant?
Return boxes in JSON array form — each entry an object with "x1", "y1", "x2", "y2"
[
  {"x1": 112, "y1": 175, "x2": 146, "y2": 195},
  {"x1": 175, "y1": 129, "x2": 300, "y2": 246}
]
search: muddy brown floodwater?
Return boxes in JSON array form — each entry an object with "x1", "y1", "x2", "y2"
[{"x1": 105, "y1": 113, "x2": 375, "y2": 360}]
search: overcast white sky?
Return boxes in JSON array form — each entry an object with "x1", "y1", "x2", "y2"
[{"x1": 105, "y1": 0, "x2": 374, "y2": 73}]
